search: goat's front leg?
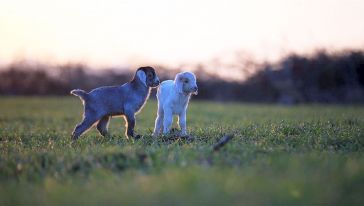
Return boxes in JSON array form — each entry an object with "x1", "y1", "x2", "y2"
[
  {"x1": 124, "y1": 112, "x2": 136, "y2": 139},
  {"x1": 162, "y1": 107, "x2": 173, "y2": 135},
  {"x1": 178, "y1": 110, "x2": 187, "y2": 136}
]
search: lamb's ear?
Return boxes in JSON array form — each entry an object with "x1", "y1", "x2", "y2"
[
  {"x1": 137, "y1": 70, "x2": 147, "y2": 87},
  {"x1": 174, "y1": 72, "x2": 184, "y2": 94}
]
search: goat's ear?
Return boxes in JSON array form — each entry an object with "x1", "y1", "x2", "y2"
[
  {"x1": 137, "y1": 70, "x2": 147, "y2": 87},
  {"x1": 174, "y1": 72, "x2": 184, "y2": 94}
]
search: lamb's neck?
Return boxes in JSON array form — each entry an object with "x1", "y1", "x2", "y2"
[{"x1": 176, "y1": 92, "x2": 190, "y2": 104}]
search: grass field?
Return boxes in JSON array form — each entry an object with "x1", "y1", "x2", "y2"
[{"x1": 0, "y1": 97, "x2": 363, "y2": 205}]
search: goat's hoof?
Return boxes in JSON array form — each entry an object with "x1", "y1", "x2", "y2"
[
  {"x1": 99, "y1": 132, "x2": 107, "y2": 137},
  {"x1": 134, "y1": 134, "x2": 142, "y2": 140},
  {"x1": 71, "y1": 135, "x2": 78, "y2": 141}
]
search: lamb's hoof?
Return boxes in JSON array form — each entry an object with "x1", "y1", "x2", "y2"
[{"x1": 180, "y1": 135, "x2": 194, "y2": 142}]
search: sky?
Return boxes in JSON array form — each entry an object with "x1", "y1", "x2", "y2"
[{"x1": 1, "y1": 0, "x2": 364, "y2": 67}]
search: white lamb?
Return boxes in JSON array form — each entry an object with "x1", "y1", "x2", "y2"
[{"x1": 153, "y1": 72, "x2": 198, "y2": 136}]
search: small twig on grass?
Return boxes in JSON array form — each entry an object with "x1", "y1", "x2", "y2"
[{"x1": 213, "y1": 134, "x2": 234, "y2": 151}]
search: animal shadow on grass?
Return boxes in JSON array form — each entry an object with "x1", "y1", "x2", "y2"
[
  {"x1": 68, "y1": 129, "x2": 193, "y2": 146},
  {"x1": 160, "y1": 128, "x2": 195, "y2": 142},
  {"x1": 136, "y1": 128, "x2": 196, "y2": 145}
]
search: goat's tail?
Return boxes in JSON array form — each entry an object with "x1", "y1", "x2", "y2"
[{"x1": 70, "y1": 89, "x2": 88, "y2": 101}]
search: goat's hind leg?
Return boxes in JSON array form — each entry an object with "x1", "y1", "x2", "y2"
[
  {"x1": 72, "y1": 113, "x2": 99, "y2": 140},
  {"x1": 97, "y1": 116, "x2": 110, "y2": 137}
]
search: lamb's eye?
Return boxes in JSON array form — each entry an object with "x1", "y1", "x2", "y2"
[{"x1": 184, "y1": 79, "x2": 189, "y2": 83}]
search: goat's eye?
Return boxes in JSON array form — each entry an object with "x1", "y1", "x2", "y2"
[{"x1": 184, "y1": 79, "x2": 189, "y2": 83}]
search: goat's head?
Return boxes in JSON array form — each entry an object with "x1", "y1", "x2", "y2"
[{"x1": 136, "y1": 66, "x2": 160, "y2": 88}]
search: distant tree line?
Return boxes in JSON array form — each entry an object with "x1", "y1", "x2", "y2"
[
  {"x1": 242, "y1": 50, "x2": 364, "y2": 104},
  {"x1": 1, "y1": 49, "x2": 363, "y2": 104}
]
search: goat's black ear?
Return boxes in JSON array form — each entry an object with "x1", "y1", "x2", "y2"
[
  {"x1": 138, "y1": 66, "x2": 153, "y2": 71},
  {"x1": 135, "y1": 67, "x2": 145, "y2": 73}
]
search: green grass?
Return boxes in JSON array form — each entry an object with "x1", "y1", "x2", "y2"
[{"x1": 0, "y1": 97, "x2": 363, "y2": 205}]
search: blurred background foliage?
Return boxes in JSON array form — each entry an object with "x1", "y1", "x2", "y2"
[{"x1": 1, "y1": 49, "x2": 363, "y2": 104}]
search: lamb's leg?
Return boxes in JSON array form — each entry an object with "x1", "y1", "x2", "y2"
[
  {"x1": 162, "y1": 107, "x2": 173, "y2": 135},
  {"x1": 72, "y1": 115, "x2": 98, "y2": 140},
  {"x1": 153, "y1": 107, "x2": 164, "y2": 136},
  {"x1": 178, "y1": 111, "x2": 187, "y2": 136},
  {"x1": 96, "y1": 116, "x2": 110, "y2": 137},
  {"x1": 124, "y1": 112, "x2": 136, "y2": 139}
]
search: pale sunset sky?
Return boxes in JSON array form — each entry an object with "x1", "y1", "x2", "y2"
[{"x1": 0, "y1": 0, "x2": 363, "y2": 67}]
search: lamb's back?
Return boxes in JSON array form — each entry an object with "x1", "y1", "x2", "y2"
[{"x1": 157, "y1": 80, "x2": 175, "y2": 102}]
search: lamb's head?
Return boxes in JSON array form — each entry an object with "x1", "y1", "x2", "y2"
[
  {"x1": 175, "y1": 72, "x2": 198, "y2": 95},
  {"x1": 136, "y1": 66, "x2": 160, "y2": 88}
]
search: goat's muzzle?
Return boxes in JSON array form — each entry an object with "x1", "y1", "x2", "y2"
[{"x1": 150, "y1": 78, "x2": 160, "y2": 87}]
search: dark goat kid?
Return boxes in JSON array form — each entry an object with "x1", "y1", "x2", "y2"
[{"x1": 70, "y1": 66, "x2": 160, "y2": 140}]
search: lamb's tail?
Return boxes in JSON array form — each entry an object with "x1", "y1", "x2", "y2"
[{"x1": 70, "y1": 89, "x2": 88, "y2": 101}]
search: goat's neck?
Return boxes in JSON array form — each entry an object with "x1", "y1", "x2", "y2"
[
  {"x1": 124, "y1": 78, "x2": 151, "y2": 112},
  {"x1": 129, "y1": 78, "x2": 150, "y2": 97}
]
